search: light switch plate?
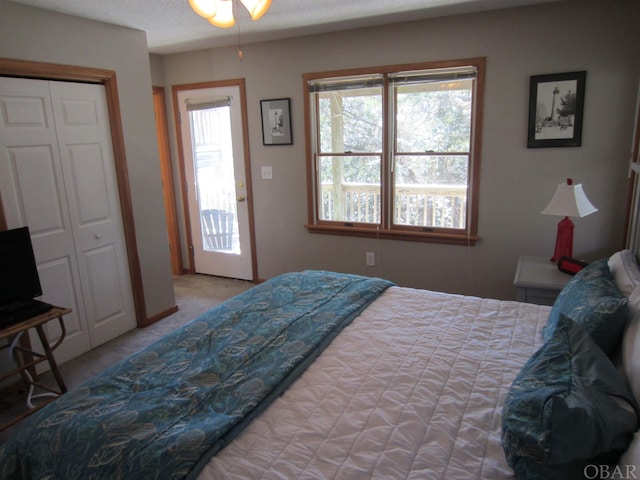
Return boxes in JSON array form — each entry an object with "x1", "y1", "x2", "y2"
[{"x1": 261, "y1": 166, "x2": 273, "y2": 179}]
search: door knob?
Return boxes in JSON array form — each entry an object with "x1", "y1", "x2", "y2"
[{"x1": 237, "y1": 195, "x2": 246, "y2": 202}]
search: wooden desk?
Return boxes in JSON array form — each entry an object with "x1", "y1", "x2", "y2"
[{"x1": 0, "y1": 306, "x2": 70, "y2": 431}]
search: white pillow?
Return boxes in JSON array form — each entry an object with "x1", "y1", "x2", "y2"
[
  {"x1": 609, "y1": 250, "x2": 640, "y2": 297},
  {"x1": 619, "y1": 431, "x2": 640, "y2": 476},
  {"x1": 620, "y1": 288, "x2": 640, "y2": 476},
  {"x1": 623, "y1": 288, "x2": 640, "y2": 403}
]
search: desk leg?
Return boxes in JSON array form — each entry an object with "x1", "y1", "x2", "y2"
[
  {"x1": 34, "y1": 325, "x2": 67, "y2": 394},
  {"x1": 9, "y1": 332, "x2": 33, "y2": 393},
  {"x1": 19, "y1": 332, "x2": 37, "y2": 380}
]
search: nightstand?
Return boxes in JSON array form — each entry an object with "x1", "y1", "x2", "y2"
[{"x1": 514, "y1": 256, "x2": 571, "y2": 306}]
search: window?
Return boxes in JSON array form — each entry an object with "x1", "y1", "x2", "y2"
[{"x1": 304, "y1": 58, "x2": 485, "y2": 245}]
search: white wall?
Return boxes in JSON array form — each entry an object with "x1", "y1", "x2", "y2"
[
  {"x1": 157, "y1": 0, "x2": 640, "y2": 300},
  {"x1": 0, "y1": 2, "x2": 176, "y2": 320}
]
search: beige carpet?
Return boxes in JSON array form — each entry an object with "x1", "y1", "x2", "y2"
[{"x1": 0, "y1": 274, "x2": 254, "y2": 442}]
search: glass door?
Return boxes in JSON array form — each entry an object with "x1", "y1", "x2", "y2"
[{"x1": 177, "y1": 84, "x2": 254, "y2": 280}]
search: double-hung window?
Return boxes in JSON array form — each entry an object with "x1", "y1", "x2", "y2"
[{"x1": 304, "y1": 58, "x2": 485, "y2": 245}]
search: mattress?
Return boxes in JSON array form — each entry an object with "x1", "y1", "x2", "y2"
[
  {"x1": 200, "y1": 286, "x2": 550, "y2": 479},
  {"x1": 0, "y1": 271, "x2": 392, "y2": 479}
]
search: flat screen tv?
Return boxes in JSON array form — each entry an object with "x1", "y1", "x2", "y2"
[{"x1": 0, "y1": 226, "x2": 44, "y2": 309}]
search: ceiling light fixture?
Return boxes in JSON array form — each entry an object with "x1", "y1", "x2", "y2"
[{"x1": 189, "y1": 0, "x2": 272, "y2": 28}]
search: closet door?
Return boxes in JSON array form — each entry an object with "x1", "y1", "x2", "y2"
[
  {"x1": 49, "y1": 81, "x2": 135, "y2": 347},
  {"x1": 0, "y1": 77, "x2": 90, "y2": 362},
  {"x1": 0, "y1": 77, "x2": 135, "y2": 364}
]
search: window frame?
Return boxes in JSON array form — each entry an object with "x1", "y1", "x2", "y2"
[{"x1": 303, "y1": 58, "x2": 485, "y2": 246}]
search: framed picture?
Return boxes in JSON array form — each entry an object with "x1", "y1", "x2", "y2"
[
  {"x1": 527, "y1": 71, "x2": 586, "y2": 148},
  {"x1": 260, "y1": 98, "x2": 292, "y2": 145}
]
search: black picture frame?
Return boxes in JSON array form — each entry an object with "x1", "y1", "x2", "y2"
[
  {"x1": 527, "y1": 71, "x2": 586, "y2": 148},
  {"x1": 260, "y1": 98, "x2": 292, "y2": 145}
]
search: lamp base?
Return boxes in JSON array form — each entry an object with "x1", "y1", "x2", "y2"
[{"x1": 550, "y1": 216, "x2": 574, "y2": 263}]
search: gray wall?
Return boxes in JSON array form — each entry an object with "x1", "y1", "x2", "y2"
[
  {"x1": 0, "y1": 2, "x2": 176, "y2": 319},
  {"x1": 156, "y1": 0, "x2": 640, "y2": 300}
]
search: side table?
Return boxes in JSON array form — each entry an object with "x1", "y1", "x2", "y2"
[
  {"x1": 0, "y1": 306, "x2": 70, "y2": 431},
  {"x1": 514, "y1": 256, "x2": 570, "y2": 306}
]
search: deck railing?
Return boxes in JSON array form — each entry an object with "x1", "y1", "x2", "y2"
[{"x1": 321, "y1": 183, "x2": 467, "y2": 228}]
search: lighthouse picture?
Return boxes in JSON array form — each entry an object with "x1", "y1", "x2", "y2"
[{"x1": 527, "y1": 71, "x2": 586, "y2": 148}]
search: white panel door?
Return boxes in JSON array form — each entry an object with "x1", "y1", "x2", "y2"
[
  {"x1": 0, "y1": 77, "x2": 135, "y2": 363},
  {"x1": 0, "y1": 77, "x2": 91, "y2": 363},
  {"x1": 49, "y1": 81, "x2": 135, "y2": 346}
]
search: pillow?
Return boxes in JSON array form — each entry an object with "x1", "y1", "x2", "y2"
[
  {"x1": 502, "y1": 314, "x2": 639, "y2": 479},
  {"x1": 623, "y1": 288, "x2": 640, "y2": 402},
  {"x1": 608, "y1": 250, "x2": 640, "y2": 297},
  {"x1": 543, "y1": 259, "x2": 628, "y2": 356},
  {"x1": 618, "y1": 431, "x2": 640, "y2": 477}
]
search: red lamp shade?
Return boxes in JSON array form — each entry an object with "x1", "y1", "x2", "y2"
[{"x1": 541, "y1": 178, "x2": 597, "y2": 263}]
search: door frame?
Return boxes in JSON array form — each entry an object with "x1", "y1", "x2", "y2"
[
  {"x1": 0, "y1": 57, "x2": 150, "y2": 326},
  {"x1": 172, "y1": 79, "x2": 258, "y2": 282},
  {"x1": 153, "y1": 86, "x2": 183, "y2": 275}
]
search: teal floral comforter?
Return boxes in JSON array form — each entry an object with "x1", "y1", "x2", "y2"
[{"x1": 0, "y1": 270, "x2": 393, "y2": 479}]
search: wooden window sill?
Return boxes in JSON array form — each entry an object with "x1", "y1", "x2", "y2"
[{"x1": 305, "y1": 224, "x2": 479, "y2": 246}]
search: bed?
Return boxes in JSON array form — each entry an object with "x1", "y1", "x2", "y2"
[{"x1": 1, "y1": 254, "x2": 639, "y2": 479}]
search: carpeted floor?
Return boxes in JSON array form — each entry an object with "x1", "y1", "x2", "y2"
[{"x1": 0, "y1": 274, "x2": 254, "y2": 442}]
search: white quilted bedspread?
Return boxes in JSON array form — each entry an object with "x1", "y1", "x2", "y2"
[{"x1": 199, "y1": 286, "x2": 550, "y2": 480}]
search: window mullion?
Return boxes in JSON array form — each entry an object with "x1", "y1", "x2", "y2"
[
  {"x1": 382, "y1": 74, "x2": 392, "y2": 231},
  {"x1": 310, "y1": 93, "x2": 321, "y2": 223},
  {"x1": 330, "y1": 94, "x2": 345, "y2": 220},
  {"x1": 388, "y1": 75, "x2": 402, "y2": 229}
]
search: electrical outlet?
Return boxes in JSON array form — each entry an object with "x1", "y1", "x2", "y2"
[{"x1": 366, "y1": 252, "x2": 375, "y2": 266}]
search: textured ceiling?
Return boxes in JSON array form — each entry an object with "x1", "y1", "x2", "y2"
[{"x1": 7, "y1": 0, "x2": 560, "y2": 54}]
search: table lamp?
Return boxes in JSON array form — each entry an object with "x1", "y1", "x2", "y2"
[{"x1": 541, "y1": 178, "x2": 597, "y2": 263}]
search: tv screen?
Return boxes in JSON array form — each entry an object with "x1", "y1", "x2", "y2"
[{"x1": 0, "y1": 226, "x2": 43, "y2": 308}]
